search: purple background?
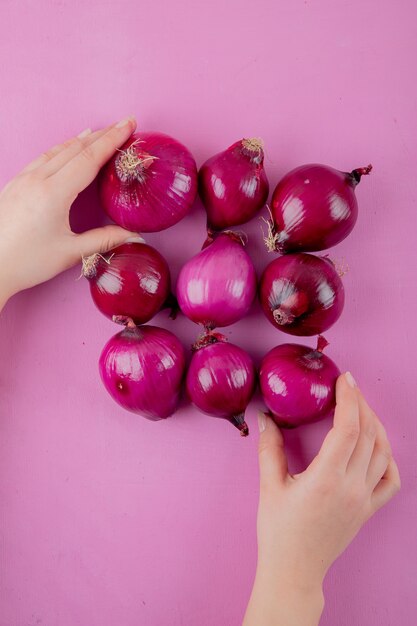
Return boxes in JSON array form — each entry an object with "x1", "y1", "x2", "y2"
[{"x1": 0, "y1": 1, "x2": 416, "y2": 624}]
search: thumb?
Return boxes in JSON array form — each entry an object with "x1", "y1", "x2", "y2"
[
  {"x1": 75, "y1": 225, "x2": 141, "y2": 257},
  {"x1": 258, "y1": 411, "x2": 288, "y2": 491}
]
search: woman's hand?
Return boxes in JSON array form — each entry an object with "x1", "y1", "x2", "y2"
[
  {"x1": 0, "y1": 117, "x2": 138, "y2": 307},
  {"x1": 243, "y1": 372, "x2": 401, "y2": 626}
]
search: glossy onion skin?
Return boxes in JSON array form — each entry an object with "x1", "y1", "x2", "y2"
[
  {"x1": 270, "y1": 164, "x2": 366, "y2": 252},
  {"x1": 199, "y1": 139, "x2": 269, "y2": 230},
  {"x1": 176, "y1": 233, "x2": 257, "y2": 328},
  {"x1": 99, "y1": 132, "x2": 198, "y2": 232},
  {"x1": 259, "y1": 253, "x2": 344, "y2": 336},
  {"x1": 259, "y1": 343, "x2": 340, "y2": 427},
  {"x1": 85, "y1": 242, "x2": 171, "y2": 325},
  {"x1": 99, "y1": 325, "x2": 186, "y2": 420},
  {"x1": 186, "y1": 340, "x2": 256, "y2": 435}
]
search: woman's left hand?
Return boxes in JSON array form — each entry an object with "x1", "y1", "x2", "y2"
[{"x1": 0, "y1": 116, "x2": 138, "y2": 306}]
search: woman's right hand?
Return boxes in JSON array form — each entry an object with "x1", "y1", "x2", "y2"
[{"x1": 243, "y1": 372, "x2": 400, "y2": 626}]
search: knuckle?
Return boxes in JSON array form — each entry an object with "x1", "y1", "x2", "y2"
[
  {"x1": 258, "y1": 440, "x2": 272, "y2": 457},
  {"x1": 104, "y1": 134, "x2": 119, "y2": 154},
  {"x1": 73, "y1": 137, "x2": 87, "y2": 149},
  {"x1": 81, "y1": 145, "x2": 95, "y2": 162},
  {"x1": 380, "y1": 445, "x2": 392, "y2": 462},
  {"x1": 101, "y1": 238, "x2": 114, "y2": 253},
  {"x1": 362, "y1": 410, "x2": 377, "y2": 440},
  {"x1": 309, "y1": 472, "x2": 337, "y2": 497},
  {"x1": 258, "y1": 439, "x2": 284, "y2": 461},
  {"x1": 316, "y1": 479, "x2": 334, "y2": 497},
  {"x1": 365, "y1": 424, "x2": 377, "y2": 441},
  {"x1": 19, "y1": 171, "x2": 38, "y2": 186},
  {"x1": 342, "y1": 424, "x2": 360, "y2": 441},
  {"x1": 41, "y1": 149, "x2": 54, "y2": 161}
]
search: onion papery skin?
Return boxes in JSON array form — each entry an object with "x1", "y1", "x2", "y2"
[
  {"x1": 259, "y1": 338, "x2": 340, "y2": 428},
  {"x1": 186, "y1": 333, "x2": 256, "y2": 436},
  {"x1": 83, "y1": 242, "x2": 171, "y2": 325},
  {"x1": 259, "y1": 253, "x2": 344, "y2": 336},
  {"x1": 268, "y1": 163, "x2": 372, "y2": 252},
  {"x1": 176, "y1": 232, "x2": 257, "y2": 329},
  {"x1": 199, "y1": 138, "x2": 269, "y2": 231},
  {"x1": 99, "y1": 132, "x2": 198, "y2": 232},
  {"x1": 99, "y1": 324, "x2": 186, "y2": 420}
]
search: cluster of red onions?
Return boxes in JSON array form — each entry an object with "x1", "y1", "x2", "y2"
[
  {"x1": 83, "y1": 128, "x2": 371, "y2": 435},
  {"x1": 257, "y1": 162, "x2": 371, "y2": 426}
]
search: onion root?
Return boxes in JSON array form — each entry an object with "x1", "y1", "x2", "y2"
[
  {"x1": 115, "y1": 140, "x2": 158, "y2": 183},
  {"x1": 231, "y1": 413, "x2": 249, "y2": 436}
]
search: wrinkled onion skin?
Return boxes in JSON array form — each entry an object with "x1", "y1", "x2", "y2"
[
  {"x1": 99, "y1": 132, "x2": 198, "y2": 232},
  {"x1": 99, "y1": 325, "x2": 186, "y2": 420},
  {"x1": 199, "y1": 140, "x2": 269, "y2": 230},
  {"x1": 259, "y1": 343, "x2": 340, "y2": 427},
  {"x1": 176, "y1": 234, "x2": 257, "y2": 328},
  {"x1": 271, "y1": 164, "x2": 360, "y2": 252},
  {"x1": 87, "y1": 243, "x2": 170, "y2": 324},
  {"x1": 259, "y1": 253, "x2": 345, "y2": 336},
  {"x1": 186, "y1": 341, "x2": 256, "y2": 421}
]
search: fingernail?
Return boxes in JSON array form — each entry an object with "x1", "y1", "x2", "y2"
[
  {"x1": 77, "y1": 128, "x2": 92, "y2": 138},
  {"x1": 258, "y1": 411, "x2": 266, "y2": 433},
  {"x1": 115, "y1": 115, "x2": 136, "y2": 128},
  {"x1": 124, "y1": 234, "x2": 146, "y2": 243},
  {"x1": 345, "y1": 371, "x2": 356, "y2": 388}
]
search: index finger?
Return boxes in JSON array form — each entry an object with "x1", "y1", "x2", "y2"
[
  {"x1": 20, "y1": 128, "x2": 91, "y2": 174},
  {"x1": 54, "y1": 116, "x2": 136, "y2": 196},
  {"x1": 315, "y1": 372, "x2": 360, "y2": 472}
]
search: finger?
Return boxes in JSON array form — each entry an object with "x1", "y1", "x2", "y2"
[
  {"x1": 346, "y1": 389, "x2": 378, "y2": 477},
  {"x1": 20, "y1": 128, "x2": 92, "y2": 174},
  {"x1": 366, "y1": 417, "x2": 392, "y2": 489},
  {"x1": 73, "y1": 225, "x2": 139, "y2": 259},
  {"x1": 55, "y1": 116, "x2": 136, "y2": 197},
  {"x1": 41, "y1": 125, "x2": 115, "y2": 177},
  {"x1": 371, "y1": 457, "x2": 401, "y2": 512},
  {"x1": 316, "y1": 373, "x2": 360, "y2": 471},
  {"x1": 258, "y1": 411, "x2": 288, "y2": 491}
]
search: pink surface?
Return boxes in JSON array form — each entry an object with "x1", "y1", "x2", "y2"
[{"x1": 0, "y1": 1, "x2": 416, "y2": 624}]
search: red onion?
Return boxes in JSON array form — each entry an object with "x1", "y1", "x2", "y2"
[
  {"x1": 186, "y1": 331, "x2": 256, "y2": 436},
  {"x1": 199, "y1": 138, "x2": 269, "y2": 233},
  {"x1": 99, "y1": 322, "x2": 186, "y2": 420},
  {"x1": 176, "y1": 232, "x2": 257, "y2": 329},
  {"x1": 266, "y1": 163, "x2": 372, "y2": 252},
  {"x1": 83, "y1": 241, "x2": 172, "y2": 325},
  {"x1": 259, "y1": 337, "x2": 340, "y2": 428},
  {"x1": 259, "y1": 253, "x2": 344, "y2": 336},
  {"x1": 99, "y1": 132, "x2": 198, "y2": 232}
]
